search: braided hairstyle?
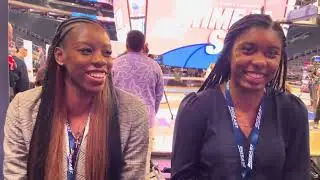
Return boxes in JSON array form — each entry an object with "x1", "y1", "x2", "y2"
[
  {"x1": 198, "y1": 14, "x2": 287, "y2": 93},
  {"x1": 27, "y1": 17, "x2": 123, "y2": 180}
]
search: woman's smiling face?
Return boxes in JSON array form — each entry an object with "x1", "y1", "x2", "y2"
[
  {"x1": 230, "y1": 27, "x2": 282, "y2": 92},
  {"x1": 55, "y1": 22, "x2": 112, "y2": 94}
]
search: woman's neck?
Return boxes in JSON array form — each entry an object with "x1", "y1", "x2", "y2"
[
  {"x1": 228, "y1": 81, "x2": 264, "y2": 113},
  {"x1": 65, "y1": 80, "x2": 92, "y2": 118}
]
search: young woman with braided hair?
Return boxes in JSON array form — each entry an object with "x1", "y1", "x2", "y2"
[
  {"x1": 4, "y1": 17, "x2": 149, "y2": 180},
  {"x1": 171, "y1": 14, "x2": 310, "y2": 180}
]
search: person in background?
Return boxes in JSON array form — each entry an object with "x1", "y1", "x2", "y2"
[
  {"x1": 15, "y1": 47, "x2": 28, "y2": 60},
  {"x1": 171, "y1": 14, "x2": 309, "y2": 179},
  {"x1": 34, "y1": 47, "x2": 48, "y2": 87},
  {"x1": 314, "y1": 101, "x2": 320, "y2": 128},
  {"x1": 8, "y1": 24, "x2": 16, "y2": 56},
  {"x1": 143, "y1": 42, "x2": 149, "y2": 55},
  {"x1": 310, "y1": 67, "x2": 320, "y2": 110},
  {"x1": 8, "y1": 23, "x2": 29, "y2": 100},
  {"x1": 36, "y1": 46, "x2": 47, "y2": 69},
  {"x1": 112, "y1": 30, "x2": 164, "y2": 178},
  {"x1": 4, "y1": 18, "x2": 149, "y2": 180},
  {"x1": 112, "y1": 30, "x2": 164, "y2": 128},
  {"x1": 143, "y1": 42, "x2": 155, "y2": 59},
  {"x1": 313, "y1": 68, "x2": 320, "y2": 128},
  {"x1": 308, "y1": 68, "x2": 314, "y2": 108}
]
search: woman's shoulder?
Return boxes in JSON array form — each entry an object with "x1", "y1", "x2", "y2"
[
  {"x1": 5, "y1": 87, "x2": 42, "y2": 138},
  {"x1": 115, "y1": 88, "x2": 147, "y2": 112},
  {"x1": 180, "y1": 86, "x2": 223, "y2": 112},
  {"x1": 10, "y1": 87, "x2": 42, "y2": 108},
  {"x1": 115, "y1": 88, "x2": 148, "y2": 124},
  {"x1": 271, "y1": 91, "x2": 308, "y2": 125},
  {"x1": 16, "y1": 86, "x2": 42, "y2": 97},
  {"x1": 273, "y1": 91, "x2": 307, "y2": 111},
  {"x1": 114, "y1": 88, "x2": 149, "y2": 151}
]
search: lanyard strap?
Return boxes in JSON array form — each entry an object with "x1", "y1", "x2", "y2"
[
  {"x1": 66, "y1": 115, "x2": 90, "y2": 180},
  {"x1": 225, "y1": 82, "x2": 263, "y2": 179}
]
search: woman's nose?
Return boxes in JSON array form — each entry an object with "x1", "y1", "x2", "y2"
[
  {"x1": 251, "y1": 52, "x2": 267, "y2": 68},
  {"x1": 92, "y1": 52, "x2": 108, "y2": 65}
]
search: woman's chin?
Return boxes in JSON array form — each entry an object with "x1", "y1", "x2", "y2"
[
  {"x1": 239, "y1": 81, "x2": 266, "y2": 92},
  {"x1": 82, "y1": 84, "x2": 106, "y2": 95}
]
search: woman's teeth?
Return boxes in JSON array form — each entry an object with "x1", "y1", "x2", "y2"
[
  {"x1": 89, "y1": 72, "x2": 106, "y2": 78},
  {"x1": 247, "y1": 72, "x2": 264, "y2": 78}
]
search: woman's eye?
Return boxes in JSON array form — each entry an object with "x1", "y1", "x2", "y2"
[
  {"x1": 266, "y1": 49, "x2": 280, "y2": 59},
  {"x1": 241, "y1": 44, "x2": 256, "y2": 55},
  {"x1": 103, "y1": 50, "x2": 112, "y2": 57},
  {"x1": 79, "y1": 48, "x2": 93, "y2": 55}
]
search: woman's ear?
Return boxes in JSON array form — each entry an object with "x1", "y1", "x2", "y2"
[{"x1": 54, "y1": 47, "x2": 64, "y2": 66}]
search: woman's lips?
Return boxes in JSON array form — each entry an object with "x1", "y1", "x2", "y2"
[
  {"x1": 245, "y1": 72, "x2": 266, "y2": 84},
  {"x1": 246, "y1": 72, "x2": 264, "y2": 79}
]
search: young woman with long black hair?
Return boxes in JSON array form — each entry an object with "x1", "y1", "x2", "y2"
[
  {"x1": 4, "y1": 17, "x2": 149, "y2": 180},
  {"x1": 171, "y1": 14, "x2": 310, "y2": 180}
]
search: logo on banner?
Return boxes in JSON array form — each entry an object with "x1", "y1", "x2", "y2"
[{"x1": 191, "y1": 7, "x2": 272, "y2": 54}]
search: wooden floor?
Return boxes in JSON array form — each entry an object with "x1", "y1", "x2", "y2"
[{"x1": 310, "y1": 122, "x2": 320, "y2": 156}]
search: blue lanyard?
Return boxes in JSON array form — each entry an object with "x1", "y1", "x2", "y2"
[
  {"x1": 66, "y1": 120, "x2": 85, "y2": 180},
  {"x1": 225, "y1": 82, "x2": 263, "y2": 179}
]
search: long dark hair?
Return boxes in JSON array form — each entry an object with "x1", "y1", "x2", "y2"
[
  {"x1": 199, "y1": 14, "x2": 287, "y2": 93},
  {"x1": 27, "y1": 17, "x2": 123, "y2": 180}
]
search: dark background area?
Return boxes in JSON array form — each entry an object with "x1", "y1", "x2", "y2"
[
  {"x1": 0, "y1": 1, "x2": 9, "y2": 179},
  {"x1": 286, "y1": 24, "x2": 320, "y2": 82},
  {"x1": 286, "y1": 24, "x2": 320, "y2": 58},
  {"x1": 9, "y1": 0, "x2": 118, "y2": 48}
]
